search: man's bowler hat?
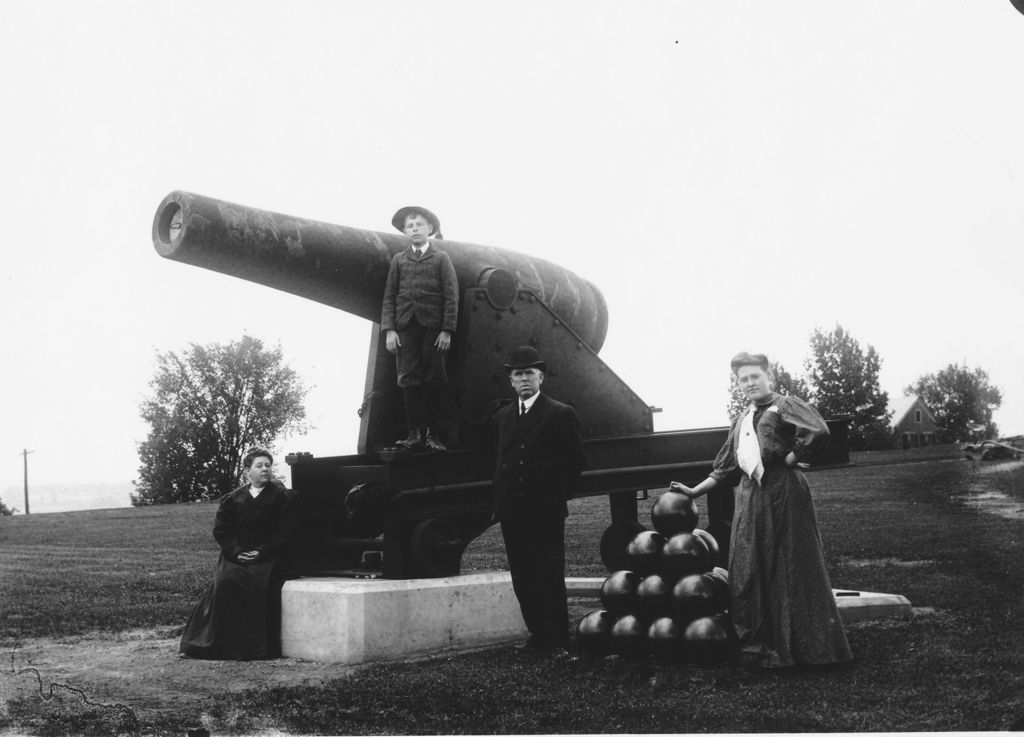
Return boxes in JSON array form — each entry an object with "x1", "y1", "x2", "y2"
[
  {"x1": 392, "y1": 206, "x2": 441, "y2": 237},
  {"x1": 504, "y1": 346, "x2": 547, "y2": 373}
]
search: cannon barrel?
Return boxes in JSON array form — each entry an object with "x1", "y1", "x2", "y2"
[{"x1": 153, "y1": 190, "x2": 608, "y2": 351}]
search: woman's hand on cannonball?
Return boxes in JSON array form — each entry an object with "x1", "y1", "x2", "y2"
[{"x1": 669, "y1": 481, "x2": 698, "y2": 498}]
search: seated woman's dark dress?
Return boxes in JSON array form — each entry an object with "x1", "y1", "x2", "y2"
[{"x1": 179, "y1": 482, "x2": 297, "y2": 660}]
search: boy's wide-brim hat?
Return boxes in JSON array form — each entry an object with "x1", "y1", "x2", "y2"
[
  {"x1": 504, "y1": 346, "x2": 547, "y2": 373},
  {"x1": 392, "y1": 206, "x2": 441, "y2": 236}
]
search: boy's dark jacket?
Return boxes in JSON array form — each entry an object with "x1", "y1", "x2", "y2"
[{"x1": 380, "y1": 245, "x2": 459, "y2": 332}]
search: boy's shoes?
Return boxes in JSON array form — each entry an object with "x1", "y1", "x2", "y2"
[
  {"x1": 394, "y1": 428, "x2": 424, "y2": 451},
  {"x1": 391, "y1": 428, "x2": 446, "y2": 452},
  {"x1": 424, "y1": 430, "x2": 447, "y2": 452}
]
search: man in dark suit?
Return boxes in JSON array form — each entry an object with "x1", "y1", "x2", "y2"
[
  {"x1": 492, "y1": 346, "x2": 586, "y2": 652},
  {"x1": 380, "y1": 206, "x2": 459, "y2": 452}
]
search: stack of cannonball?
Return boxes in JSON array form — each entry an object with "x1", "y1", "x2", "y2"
[{"x1": 577, "y1": 491, "x2": 736, "y2": 665}]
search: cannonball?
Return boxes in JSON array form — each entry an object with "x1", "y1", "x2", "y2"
[
  {"x1": 672, "y1": 573, "x2": 728, "y2": 622},
  {"x1": 690, "y1": 528, "x2": 721, "y2": 568},
  {"x1": 599, "y1": 521, "x2": 645, "y2": 573},
  {"x1": 705, "y1": 567, "x2": 730, "y2": 601},
  {"x1": 575, "y1": 609, "x2": 615, "y2": 658},
  {"x1": 661, "y1": 532, "x2": 712, "y2": 580},
  {"x1": 600, "y1": 570, "x2": 641, "y2": 616},
  {"x1": 681, "y1": 614, "x2": 737, "y2": 666},
  {"x1": 647, "y1": 616, "x2": 684, "y2": 664},
  {"x1": 650, "y1": 491, "x2": 699, "y2": 537},
  {"x1": 610, "y1": 614, "x2": 647, "y2": 659},
  {"x1": 635, "y1": 573, "x2": 672, "y2": 621},
  {"x1": 626, "y1": 530, "x2": 666, "y2": 577}
]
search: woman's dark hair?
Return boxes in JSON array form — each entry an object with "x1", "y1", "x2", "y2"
[
  {"x1": 730, "y1": 352, "x2": 771, "y2": 376},
  {"x1": 242, "y1": 447, "x2": 273, "y2": 469}
]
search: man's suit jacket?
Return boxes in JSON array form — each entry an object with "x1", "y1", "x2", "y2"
[
  {"x1": 492, "y1": 393, "x2": 586, "y2": 522},
  {"x1": 380, "y1": 244, "x2": 459, "y2": 332}
]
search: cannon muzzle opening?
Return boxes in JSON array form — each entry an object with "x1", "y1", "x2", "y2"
[{"x1": 154, "y1": 199, "x2": 184, "y2": 252}]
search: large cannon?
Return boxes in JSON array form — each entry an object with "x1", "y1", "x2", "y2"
[{"x1": 152, "y1": 191, "x2": 849, "y2": 578}]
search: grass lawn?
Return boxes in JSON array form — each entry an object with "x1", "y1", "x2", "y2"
[{"x1": 1, "y1": 449, "x2": 1023, "y2": 734}]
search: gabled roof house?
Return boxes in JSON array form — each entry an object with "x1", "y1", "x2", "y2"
[{"x1": 889, "y1": 394, "x2": 940, "y2": 448}]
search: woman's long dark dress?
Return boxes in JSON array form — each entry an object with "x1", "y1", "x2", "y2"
[
  {"x1": 710, "y1": 393, "x2": 852, "y2": 668},
  {"x1": 179, "y1": 482, "x2": 297, "y2": 660}
]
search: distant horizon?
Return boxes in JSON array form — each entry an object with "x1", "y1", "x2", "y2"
[
  {"x1": 3, "y1": 441, "x2": 973, "y2": 516},
  {"x1": 1, "y1": 481, "x2": 133, "y2": 516}
]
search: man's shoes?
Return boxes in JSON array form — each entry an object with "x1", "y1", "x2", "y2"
[
  {"x1": 424, "y1": 430, "x2": 447, "y2": 453},
  {"x1": 514, "y1": 636, "x2": 545, "y2": 653},
  {"x1": 394, "y1": 428, "x2": 424, "y2": 451},
  {"x1": 515, "y1": 636, "x2": 570, "y2": 654},
  {"x1": 551, "y1": 647, "x2": 574, "y2": 662}
]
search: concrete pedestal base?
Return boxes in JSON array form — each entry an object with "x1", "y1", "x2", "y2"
[
  {"x1": 281, "y1": 572, "x2": 527, "y2": 664},
  {"x1": 282, "y1": 574, "x2": 911, "y2": 666}
]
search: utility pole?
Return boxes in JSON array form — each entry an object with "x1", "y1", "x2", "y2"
[{"x1": 22, "y1": 448, "x2": 34, "y2": 515}]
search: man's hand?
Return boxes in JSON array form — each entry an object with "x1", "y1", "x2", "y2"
[
  {"x1": 385, "y1": 330, "x2": 401, "y2": 355},
  {"x1": 434, "y1": 330, "x2": 451, "y2": 353},
  {"x1": 237, "y1": 550, "x2": 261, "y2": 564}
]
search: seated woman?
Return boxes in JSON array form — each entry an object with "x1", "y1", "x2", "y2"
[
  {"x1": 670, "y1": 352, "x2": 852, "y2": 669},
  {"x1": 179, "y1": 447, "x2": 298, "y2": 660}
]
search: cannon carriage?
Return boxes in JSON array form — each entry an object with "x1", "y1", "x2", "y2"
[{"x1": 153, "y1": 191, "x2": 849, "y2": 578}]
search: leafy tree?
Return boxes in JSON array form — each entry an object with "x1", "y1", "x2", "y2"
[
  {"x1": 804, "y1": 324, "x2": 892, "y2": 450},
  {"x1": 905, "y1": 363, "x2": 1002, "y2": 442},
  {"x1": 0, "y1": 497, "x2": 17, "y2": 516},
  {"x1": 727, "y1": 361, "x2": 810, "y2": 421},
  {"x1": 132, "y1": 336, "x2": 309, "y2": 506}
]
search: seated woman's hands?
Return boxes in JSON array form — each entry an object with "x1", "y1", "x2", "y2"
[
  {"x1": 785, "y1": 452, "x2": 810, "y2": 469},
  {"x1": 237, "y1": 550, "x2": 261, "y2": 564}
]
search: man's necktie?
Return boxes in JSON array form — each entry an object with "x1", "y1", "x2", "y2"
[{"x1": 520, "y1": 402, "x2": 527, "y2": 420}]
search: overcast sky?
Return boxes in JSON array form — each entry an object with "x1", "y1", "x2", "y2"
[{"x1": 2, "y1": 1, "x2": 1022, "y2": 505}]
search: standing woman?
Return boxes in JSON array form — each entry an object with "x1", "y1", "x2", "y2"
[
  {"x1": 670, "y1": 352, "x2": 851, "y2": 668},
  {"x1": 180, "y1": 447, "x2": 298, "y2": 660}
]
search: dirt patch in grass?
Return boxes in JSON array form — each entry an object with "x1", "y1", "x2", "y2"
[
  {"x1": 951, "y1": 459, "x2": 1024, "y2": 520},
  {"x1": 952, "y1": 490, "x2": 1024, "y2": 520},
  {"x1": 975, "y1": 459, "x2": 1024, "y2": 475},
  {"x1": 840, "y1": 557, "x2": 938, "y2": 568},
  {"x1": 2, "y1": 628, "x2": 355, "y2": 734}
]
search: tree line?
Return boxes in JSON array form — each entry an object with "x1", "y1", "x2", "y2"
[
  {"x1": 131, "y1": 327, "x2": 1004, "y2": 506},
  {"x1": 728, "y1": 324, "x2": 1003, "y2": 451},
  {"x1": 131, "y1": 336, "x2": 307, "y2": 506}
]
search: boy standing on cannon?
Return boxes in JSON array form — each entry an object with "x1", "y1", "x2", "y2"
[{"x1": 380, "y1": 206, "x2": 459, "y2": 452}]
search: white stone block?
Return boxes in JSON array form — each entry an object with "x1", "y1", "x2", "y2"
[
  {"x1": 834, "y1": 590, "x2": 913, "y2": 623},
  {"x1": 281, "y1": 572, "x2": 528, "y2": 664}
]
